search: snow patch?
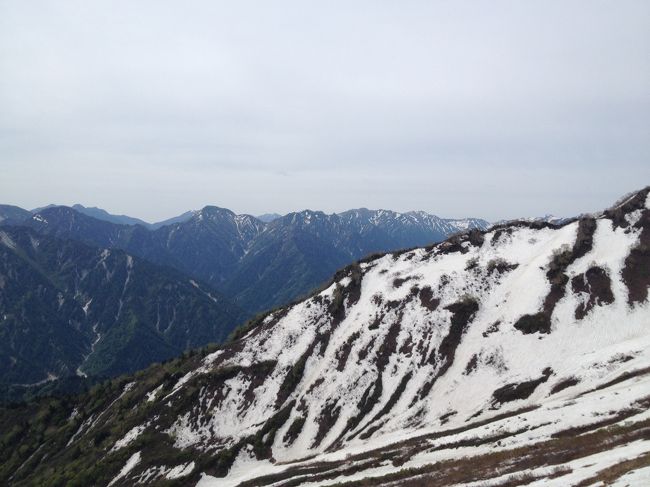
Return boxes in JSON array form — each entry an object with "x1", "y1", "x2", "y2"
[
  {"x1": 197, "y1": 446, "x2": 280, "y2": 487},
  {"x1": 110, "y1": 424, "x2": 148, "y2": 451},
  {"x1": 611, "y1": 465, "x2": 650, "y2": 486},
  {"x1": 108, "y1": 451, "x2": 141, "y2": 486},
  {"x1": 146, "y1": 384, "x2": 163, "y2": 403},
  {"x1": 82, "y1": 298, "x2": 93, "y2": 316},
  {"x1": 166, "y1": 461, "x2": 195, "y2": 479}
]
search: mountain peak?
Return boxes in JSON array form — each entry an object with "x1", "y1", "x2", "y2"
[
  {"x1": 282, "y1": 209, "x2": 328, "y2": 225},
  {"x1": 256, "y1": 213, "x2": 283, "y2": 223},
  {"x1": 71, "y1": 204, "x2": 151, "y2": 227},
  {"x1": 32, "y1": 205, "x2": 75, "y2": 220},
  {"x1": 196, "y1": 205, "x2": 236, "y2": 217},
  {"x1": 0, "y1": 204, "x2": 31, "y2": 225}
]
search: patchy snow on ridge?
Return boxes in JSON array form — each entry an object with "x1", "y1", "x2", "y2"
[{"x1": 52, "y1": 187, "x2": 650, "y2": 487}]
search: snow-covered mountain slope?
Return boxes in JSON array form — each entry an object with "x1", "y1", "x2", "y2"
[
  {"x1": 166, "y1": 188, "x2": 650, "y2": 486},
  {"x1": 3, "y1": 188, "x2": 649, "y2": 487}
]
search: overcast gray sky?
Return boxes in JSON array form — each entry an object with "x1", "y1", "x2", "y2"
[{"x1": 1, "y1": 1, "x2": 648, "y2": 222}]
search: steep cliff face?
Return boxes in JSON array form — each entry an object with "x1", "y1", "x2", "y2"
[{"x1": 3, "y1": 188, "x2": 650, "y2": 487}]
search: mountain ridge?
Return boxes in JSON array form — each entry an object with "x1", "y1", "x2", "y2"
[
  {"x1": 11, "y1": 203, "x2": 490, "y2": 231},
  {"x1": 7, "y1": 203, "x2": 489, "y2": 313}
]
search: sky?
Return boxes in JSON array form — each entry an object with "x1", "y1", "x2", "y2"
[{"x1": 1, "y1": 1, "x2": 649, "y2": 222}]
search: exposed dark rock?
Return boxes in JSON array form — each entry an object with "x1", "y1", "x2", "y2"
[
  {"x1": 276, "y1": 343, "x2": 316, "y2": 407},
  {"x1": 355, "y1": 371, "x2": 414, "y2": 440},
  {"x1": 491, "y1": 229, "x2": 506, "y2": 244},
  {"x1": 376, "y1": 319, "x2": 403, "y2": 373},
  {"x1": 603, "y1": 187, "x2": 650, "y2": 229},
  {"x1": 328, "y1": 284, "x2": 346, "y2": 323},
  {"x1": 492, "y1": 368, "x2": 553, "y2": 405},
  {"x1": 368, "y1": 315, "x2": 383, "y2": 330},
  {"x1": 312, "y1": 401, "x2": 341, "y2": 448},
  {"x1": 417, "y1": 297, "x2": 479, "y2": 400},
  {"x1": 305, "y1": 378, "x2": 325, "y2": 396},
  {"x1": 326, "y1": 263, "x2": 364, "y2": 325},
  {"x1": 486, "y1": 259, "x2": 519, "y2": 275},
  {"x1": 550, "y1": 377, "x2": 580, "y2": 395},
  {"x1": 482, "y1": 321, "x2": 501, "y2": 338},
  {"x1": 436, "y1": 298, "x2": 479, "y2": 367},
  {"x1": 622, "y1": 210, "x2": 650, "y2": 305},
  {"x1": 385, "y1": 299, "x2": 402, "y2": 310},
  {"x1": 586, "y1": 366, "x2": 650, "y2": 394},
  {"x1": 468, "y1": 229, "x2": 485, "y2": 247},
  {"x1": 514, "y1": 312, "x2": 551, "y2": 335},
  {"x1": 334, "y1": 379, "x2": 382, "y2": 448},
  {"x1": 335, "y1": 331, "x2": 361, "y2": 372},
  {"x1": 546, "y1": 217, "x2": 597, "y2": 312},
  {"x1": 573, "y1": 217, "x2": 598, "y2": 261},
  {"x1": 419, "y1": 286, "x2": 440, "y2": 311},
  {"x1": 438, "y1": 274, "x2": 451, "y2": 289},
  {"x1": 346, "y1": 263, "x2": 363, "y2": 307},
  {"x1": 283, "y1": 416, "x2": 306, "y2": 445},
  {"x1": 439, "y1": 410, "x2": 457, "y2": 425},
  {"x1": 357, "y1": 338, "x2": 376, "y2": 361},
  {"x1": 393, "y1": 276, "x2": 415, "y2": 288},
  {"x1": 571, "y1": 266, "x2": 615, "y2": 319},
  {"x1": 464, "y1": 355, "x2": 479, "y2": 375},
  {"x1": 399, "y1": 335, "x2": 414, "y2": 356},
  {"x1": 435, "y1": 235, "x2": 469, "y2": 255}
]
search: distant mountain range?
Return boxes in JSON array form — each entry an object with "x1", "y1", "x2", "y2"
[
  {"x1": 0, "y1": 202, "x2": 488, "y2": 388},
  {"x1": 256, "y1": 213, "x2": 283, "y2": 223},
  {"x1": 0, "y1": 204, "x2": 31, "y2": 226},
  {"x1": 7, "y1": 204, "x2": 489, "y2": 313},
  {"x1": 27, "y1": 204, "x2": 198, "y2": 229}
]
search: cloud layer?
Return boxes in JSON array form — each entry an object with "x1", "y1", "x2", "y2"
[{"x1": 1, "y1": 1, "x2": 648, "y2": 221}]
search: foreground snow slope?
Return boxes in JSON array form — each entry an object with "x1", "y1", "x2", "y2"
[
  {"x1": 158, "y1": 187, "x2": 650, "y2": 485},
  {"x1": 5, "y1": 187, "x2": 649, "y2": 487}
]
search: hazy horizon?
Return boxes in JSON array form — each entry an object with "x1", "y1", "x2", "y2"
[
  {"x1": 4, "y1": 185, "x2": 647, "y2": 225},
  {"x1": 2, "y1": 1, "x2": 649, "y2": 221}
]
